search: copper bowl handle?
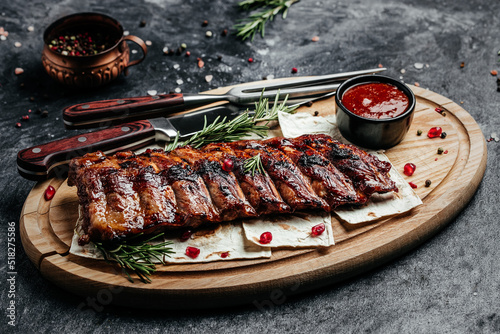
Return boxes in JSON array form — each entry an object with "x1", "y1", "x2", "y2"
[{"x1": 123, "y1": 35, "x2": 147, "y2": 67}]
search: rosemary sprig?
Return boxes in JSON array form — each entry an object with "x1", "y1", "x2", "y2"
[
  {"x1": 165, "y1": 91, "x2": 297, "y2": 151},
  {"x1": 233, "y1": 0, "x2": 300, "y2": 41},
  {"x1": 243, "y1": 154, "x2": 266, "y2": 176},
  {"x1": 94, "y1": 233, "x2": 174, "y2": 283}
]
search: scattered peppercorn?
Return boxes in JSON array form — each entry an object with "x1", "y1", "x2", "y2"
[
  {"x1": 313, "y1": 111, "x2": 319, "y2": 116},
  {"x1": 417, "y1": 129, "x2": 423, "y2": 136},
  {"x1": 437, "y1": 147, "x2": 444, "y2": 154},
  {"x1": 441, "y1": 112, "x2": 446, "y2": 117},
  {"x1": 29, "y1": 96, "x2": 35, "y2": 102},
  {"x1": 440, "y1": 132, "x2": 447, "y2": 139},
  {"x1": 202, "y1": 20, "x2": 208, "y2": 27},
  {"x1": 221, "y1": 29, "x2": 228, "y2": 36},
  {"x1": 425, "y1": 179, "x2": 432, "y2": 187},
  {"x1": 41, "y1": 110, "x2": 49, "y2": 117},
  {"x1": 139, "y1": 20, "x2": 147, "y2": 27},
  {"x1": 460, "y1": 62, "x2": 465, "y2": 68}
]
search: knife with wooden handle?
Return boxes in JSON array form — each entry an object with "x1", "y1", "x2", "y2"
[{"x1": 17, "y1": 105, "x2": 240, "y2": 180}]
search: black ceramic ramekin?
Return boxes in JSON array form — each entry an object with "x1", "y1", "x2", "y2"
[{"x1": 335, "y1": 74, "x2": 416, "y2": 149}]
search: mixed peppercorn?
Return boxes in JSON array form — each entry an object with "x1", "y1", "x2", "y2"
[{"x1": 48, "y1": 31, "x2": 116, "y2": 56}]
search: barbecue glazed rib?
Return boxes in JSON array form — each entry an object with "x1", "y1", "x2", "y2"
[{"x1": 68, "y1": 134, "x2": 397, "y2": 244}]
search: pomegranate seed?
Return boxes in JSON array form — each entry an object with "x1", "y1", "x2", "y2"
[
  {"x1": 185, "y1": 246, "x2": 200, "y2": 259},
  {"x1": 291, "y1": 67, "x2": 298, "y2": 74},
  {"x1": 220, "y1": 252, "x2": 229, "y2": 258},
  {"x1": 259, "y1": 232, "x2": 272, "y2": 244},
  {"x1": 248, "y1": 57, "x2": 254, "y2": 63},
  {"x1": 311, "y1": 223, "x2": 325, "y2": 236},
  {"x1": 179, "y1": 229, "x2": 193, "y2": 241},
  {"x1": 435, "y1": 107, "x2": 444, "y2": 114},
  {"x1": 22, "y1": 115, "x2": 29, "y2": 121},
  {"x1": 44, "y1": 185, "x2": 56, "y2": 200},
  {"x1": 409, "y1": 182, "x2": 418, "y2": 189},
  {"x1": 15, "y1": 122, "x2": 22, "y2": 128},
  {"x1": 427, "y1": 127, "x2": 443, "y2": 138},
  {"x1": 222, "y1": 158, "x2": 234, "y2": 172},
  {"x1": 403, "y1": 163, "x2": 416, "y2": 176}
]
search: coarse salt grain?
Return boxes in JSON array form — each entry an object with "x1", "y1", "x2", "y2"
[
  {"x1": 173, "y1": 64, "x2": 180, "y2": 69},
  {"x1": 174, "y1": 87, "x2": 181, "y2": 93},
  {"x1": 146, "y1": 40, "x2": 152, "y2": 46},
  {"x1": 205, "y1": 75, "x2": 213, "y2": 83},
  {"x1": 176, "y1": 79, "x2": 184, "y2": 85},
  {"x1": 147, "y1": 90, "x2": 157, "y2": 96},
  {"x1": 14, "y1": 41, "x2": 21, "y2": 47},
  {"x1": 414, "y1": 62, "x2": 424, "y2": 69},
  {"x1": 27, "y1": 26, "x2": 34, "y2": 32}
]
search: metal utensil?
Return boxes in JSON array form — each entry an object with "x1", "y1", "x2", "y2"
[
  {"x1": 18, "y1": 92, "x2": 335, "y2": 180},
  {"x1": 62, "y1": 68, "x2": 386, "y2": 128}
]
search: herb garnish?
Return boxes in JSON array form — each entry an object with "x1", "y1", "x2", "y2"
[
  {"x1": 233, "y1": 0, "x2": 300, "y2": 41},
  {"x1": 94, "y1": 233, "x2": 174, "y2": 283},
  {"x1": 243, "y1": 154, "x2": 266, "y2": 176},
  {"x1": 165, "y1": 91, "x2": 297, "y2": 151}
]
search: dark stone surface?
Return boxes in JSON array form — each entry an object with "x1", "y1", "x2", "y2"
[{"x1": 1, "y1": 0, "x2": 499, "y2": 332}]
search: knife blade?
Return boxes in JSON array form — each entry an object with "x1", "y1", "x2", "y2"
[{"x1": 17, "y1": 105, "x2": 241, "y2": 180}]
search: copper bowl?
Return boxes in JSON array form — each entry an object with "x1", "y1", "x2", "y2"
[{"x1": 42, "y1": 12, "x2": 147, "y2": 88}]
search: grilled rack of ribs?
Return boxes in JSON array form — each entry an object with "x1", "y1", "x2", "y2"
[{"x1": 68, "y1": 134, "x2": 398, "y2": 244}]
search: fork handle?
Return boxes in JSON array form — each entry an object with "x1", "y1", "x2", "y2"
[{"x1": 62, "y1": 93, "x2": 186, "y2": 128}]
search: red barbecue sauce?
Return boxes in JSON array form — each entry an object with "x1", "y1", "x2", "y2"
[{"x1": 341, "y1": 82, "x2": 409, "y2": 119}]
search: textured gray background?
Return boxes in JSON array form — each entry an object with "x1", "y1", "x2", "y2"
[{"x1": 1, "y1": 0, "x2": 499, "y2": 333}]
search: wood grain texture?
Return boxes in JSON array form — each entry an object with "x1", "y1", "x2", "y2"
[
  {"x1": 19, "y1": 83, "x2": 487, "y2": 310},
  {"x1": 62, "y1": 93, "x2": 185, "y2": 126},
  {"x1": 17, "y1": 120, "x2": 157, "y2": 179}
]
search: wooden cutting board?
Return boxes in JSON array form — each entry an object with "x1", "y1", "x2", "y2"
[{"x1": 19, "y1": 84, "x2": 487, "y2": 310}]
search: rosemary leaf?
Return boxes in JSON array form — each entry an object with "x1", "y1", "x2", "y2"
[
  {"x1": 234, "y1": 0, "x2": 300, "y2": 41},
  {"x1": 165, "y1": 91, "x2": 297, "y2": 151},
  {"x1": 94, "y1": 233, "x2": 174, "y2": 284},
  {"x1": 243, "y1": 154, "x2": 266, "y2": 176}
]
